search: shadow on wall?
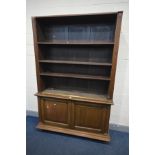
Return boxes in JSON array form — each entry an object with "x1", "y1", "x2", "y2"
[{"x1": 111, "y1": 32, "x2": 129, "y2": 126}]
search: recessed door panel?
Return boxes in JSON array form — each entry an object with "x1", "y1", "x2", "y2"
[
  {"x1": 73, "y1": 102, "x2": 110, "y2": 133},
  {"x1": 41, "y1": 98, "x2": 70, "y2": 127}
]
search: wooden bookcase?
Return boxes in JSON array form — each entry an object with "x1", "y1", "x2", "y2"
[{"x1": 32, "y1": 12, "x2": 123, "y2": 142}]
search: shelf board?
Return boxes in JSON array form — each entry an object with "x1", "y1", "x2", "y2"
[
  {"x1": 40, "y1": 72, "x2": 110, "y2": 81},
  {"x1": 37, "y1": 40, "x2": 114, "y2": 45},
  {"x1": 39, "y1": 60, "x2": 112, "y2": 66},
  {"x1": 35, "y1": 89, "x2": 112, "y2": 105}
]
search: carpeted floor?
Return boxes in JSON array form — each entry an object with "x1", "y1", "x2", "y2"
[{"x1": 26, "y1": 116, "x2": 129, "y2": 155}]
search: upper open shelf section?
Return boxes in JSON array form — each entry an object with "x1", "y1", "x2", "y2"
[{"x1": 35, "y1": 14, "x2": 116, "y2": 44}]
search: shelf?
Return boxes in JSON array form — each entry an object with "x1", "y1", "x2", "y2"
[
  {"x1": 37, "y1": 40, "x2": 114, "y2": 45},
  {"x1": 35, "y1": 89, "x2": 112, "y2": 104},
  {"x1": 39, "y1": 60, "x2": 112, "y2": 66},
  {"x1": 40, "y1": 72, "x2": 110, "y2": 81}
]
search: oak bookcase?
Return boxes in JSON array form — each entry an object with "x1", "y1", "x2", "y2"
[{"x1": 32, "y1": 11, "x2": 123, "y2": 142}]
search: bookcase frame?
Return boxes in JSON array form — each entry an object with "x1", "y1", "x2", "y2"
[{"x1": 32, "y1": 11, "x2": 123, "y2": 142}]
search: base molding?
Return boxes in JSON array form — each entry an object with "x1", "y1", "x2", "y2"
[{"x1": 37, "y1": 122, "x2": 110, "y2": 142}]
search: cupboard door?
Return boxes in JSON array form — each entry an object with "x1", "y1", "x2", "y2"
[
  {"x1": 41, "y1": 98, "x2": 70, "y2": 127},
  {"x1": 73, "y1": 101, "x2": 110, "y2": 133}
]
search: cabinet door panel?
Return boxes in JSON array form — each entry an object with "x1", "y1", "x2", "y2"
[
  {"x1": 75, "y1": 105, "x2": 102, "y2": 129},
  {"x1": 73, "y1": 102, "x2": 110, "y2": 133},
  {"x1": 41, "y1": 98, "x2": 70, "y2": 127}
]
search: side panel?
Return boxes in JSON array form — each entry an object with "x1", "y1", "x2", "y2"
[{"x1": 108, "y1": 12, "x2": 123, "y2": 98}]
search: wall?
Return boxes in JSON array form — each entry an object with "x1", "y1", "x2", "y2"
[{"x1": 26, "y1": 0, "x2": 129, "y2": 126}]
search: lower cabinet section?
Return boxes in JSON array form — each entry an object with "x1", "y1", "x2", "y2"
[{"x1": 38, "y1": 97, "x2": 111, "y2": 142}]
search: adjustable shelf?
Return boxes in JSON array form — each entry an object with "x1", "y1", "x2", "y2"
[
  {"x1": 37, "y1": 41, "x2": 114, "y2": 45},
  {"x1": 40, "y1": 72, "x2": 110, "y2": 81},
  {"x1": 39, "y1": 60, "x2": 112, "y2": 66}
]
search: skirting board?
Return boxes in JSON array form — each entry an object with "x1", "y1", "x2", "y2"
[{"x1": 26, "y1": 110, "x2": 129, "y2": 133}]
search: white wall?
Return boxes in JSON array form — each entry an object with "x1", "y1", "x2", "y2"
[{"x1": 26, "y1": 0, "x2": 129, "y2": 126}]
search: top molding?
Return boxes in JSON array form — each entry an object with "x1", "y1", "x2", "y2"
[{"x1": 32, "y1": 11, "x2": 123, "y2": 19}]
